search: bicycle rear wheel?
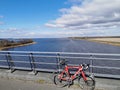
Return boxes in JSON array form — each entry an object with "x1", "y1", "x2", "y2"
[
  {"x1": 78, "y1": 75, "x2": 95, "y2": 90},
  {"x1": 53, "y1": 73, "x2": 68, "y2": 87}
]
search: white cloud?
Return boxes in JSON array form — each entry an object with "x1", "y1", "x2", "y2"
[
  {"x1": 45, "y1": 0, "x2": 120, "y2": 36},
  {"x1": 7, "y1": 28, "x2": 18, "y2": 31},
  {"x1": 0, "y1": 28, "x2": 27, "y2": 38},
  {"x1": 0, "y1": 27, "x2": 85, "y2": 38}
]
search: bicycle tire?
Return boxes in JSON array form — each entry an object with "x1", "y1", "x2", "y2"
[
  {"x1": 78, "y1": 75, "x2": 95, "y2": 90},
  {"x1": 53, "y1": 73, "x2": 68, "y2": 87}
]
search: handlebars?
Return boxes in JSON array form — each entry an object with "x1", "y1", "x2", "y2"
[{"x1": 81, "y1": 63, "x2": 90, "y2": 70}]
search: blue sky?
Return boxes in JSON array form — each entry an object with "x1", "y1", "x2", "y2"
[{"x1": 0, "y1": 0, "x2": 120, "y2": 38}]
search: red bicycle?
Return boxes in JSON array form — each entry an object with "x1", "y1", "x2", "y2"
[{"x1": 53, "y1": 60, "x2": 95, "y2": 90}]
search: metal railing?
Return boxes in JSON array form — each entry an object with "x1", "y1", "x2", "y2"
[{"x1": 0, "y1": 51, "x2": 120, "y2": 78}]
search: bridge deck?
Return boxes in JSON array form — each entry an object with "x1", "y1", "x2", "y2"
[{"x1": 0, "y1": 69, "x2": 120, "y2": 90}]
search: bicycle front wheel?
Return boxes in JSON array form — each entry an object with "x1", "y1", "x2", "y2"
[
  {"x1": 54, "y1": 73, "x2": 68, "y2": 87},
  {"x1": 78, "y1": 75, "x2": 95, "y2": 90}
]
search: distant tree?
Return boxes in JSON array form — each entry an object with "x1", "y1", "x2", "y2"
[{"x1": 0, "y1": 39, "x2": 33, "y2": 48}]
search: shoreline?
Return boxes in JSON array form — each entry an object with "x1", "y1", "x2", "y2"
[
  {"x1": 0, "y1": 42, "x2": 36, "y2": 50},
  {"x1": 86, "y1": 39, "x2": 120, "y2": 47},
  {"x1": 70, "y1": 37, "x2": 120, "y2": 47}
]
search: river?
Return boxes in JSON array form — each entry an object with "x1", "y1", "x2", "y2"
[{"x1": 5, "y1": 38, "x2": 120, "y2": 53}]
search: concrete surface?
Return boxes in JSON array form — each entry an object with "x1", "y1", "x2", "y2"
[
  {"x1": 0, "y1": 77, "x2": 66, "y2": 90},
  {"x1": 0, "y1": 69, "x2": 120, "y2": 90}
]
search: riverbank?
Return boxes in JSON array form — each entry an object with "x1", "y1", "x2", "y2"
[
  {"x1": 0, "y1": 42, "x2": 36, "y2": 50},
  {"x1": 85, "y1": 38, "x2": 120, "y2": 47},
  {"x1": 69, "y1": 37, "x2": 120, "y2": 47}
]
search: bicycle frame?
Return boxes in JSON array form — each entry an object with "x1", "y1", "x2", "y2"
[{"x1": 58, "y1": 65, "x2": 87, "y2": 81}]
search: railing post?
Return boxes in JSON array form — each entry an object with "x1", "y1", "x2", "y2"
[
  {"x1": 6, "y1": 54, "x2": 10, "y2": 69},
  {"x1": 29, "y1": 53, "x2": 37, "y2": 75},
  {"x1": 29, "y1": 53, "x2": 33, "y2": 70},
  {"x1": 6, "y1": 52, "x2": 15, "y2": 73},
  {"x1": 57, "y1": 53, "x2": 61, "y2": 73},
  {"x1": 90, "y1": 55, "x2": 93, "y2": 74}
]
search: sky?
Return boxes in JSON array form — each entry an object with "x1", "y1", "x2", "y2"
[{"x1": 0, "y1": 0, "x2": 120, "y2": 38}]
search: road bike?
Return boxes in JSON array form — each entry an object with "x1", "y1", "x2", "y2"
[{"x1": 53, "y1": 60, "x2": 95, "y2": 90}]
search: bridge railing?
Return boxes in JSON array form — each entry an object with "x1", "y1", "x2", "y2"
[{"x1": 0, "y1": 51, "x2": 120, "y2": 78}]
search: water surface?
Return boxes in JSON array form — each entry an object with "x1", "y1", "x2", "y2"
[{"x1": 6, "y1": 38, "x2": 120, "y2": 53}]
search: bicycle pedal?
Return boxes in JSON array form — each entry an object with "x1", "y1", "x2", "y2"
[{"x1": 68, "y1": 84, "x2": 70, "y2": 88}]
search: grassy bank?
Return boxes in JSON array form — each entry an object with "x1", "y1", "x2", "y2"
[
  {"x1": 69, "y1": 37, "x2": 120, "y2": 47},
  {"x1": 0, "y1": 42, "x2": 36, "y2": 50}
]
